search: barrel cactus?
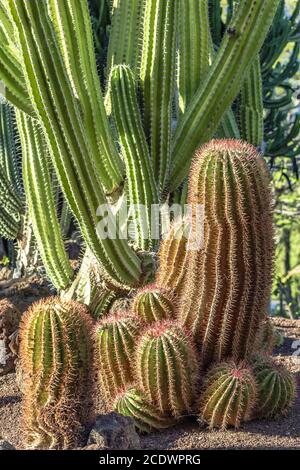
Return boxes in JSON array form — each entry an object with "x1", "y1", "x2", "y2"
[
  {"x1": 95, "y1": 312, "x2": 142, "y2": 402},
  {"x1": 254, "y1": 317, "x2": 283, "y2": 354},
  {"x1": 113, "y1": 386, "x2": 175, "y2": 433},
  {"x1": 179, "y1": 140, "x2": 274, "y2": 368},
  {"x1": 200, "y1": 360, "x2": 257, "y2": 429},
  {"x1": 251, "y1": 355, "x2": 296, "y2": 419},
  {"x1": 156, "y1": 219, "x2": 189, "y2": 295},
  {"x1": 132, "y1": 285, "x2": 174, "y2": 323},
  {"x1": 135, "y1": 320, "x2": 199, "y2": 417},
  {"x1": 0, "y1": 299, "x2": 21, "y2": 375},
  {"x1": 19, "y1": 298, "x2": 94, "y2": 449}
]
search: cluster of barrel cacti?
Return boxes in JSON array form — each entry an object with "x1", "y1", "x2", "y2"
[{"x1": 0, "y1": 0, "x2": 298, "y2": 450}]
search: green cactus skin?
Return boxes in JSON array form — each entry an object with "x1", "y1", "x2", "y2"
[
  {"x1": 0, "y1": 299, "x2": 21, "y2": 375},
  {"x1": 113, "y1": 386, "x2": 176, "y2": 433},
  {"x1": 132, "y1": 284, "x2": 174, "y2": 324},
  {"x1": 156, "y1": 219, "x2": 189, "y2": 295},
  {"x1": 239, "y1": 55, "x2": 264, "y2": 148},
  {"x1": 200, "y1": 361, "x2": 257, "y2": 429},
  {"x1": 95, "y1": 312, "x2": 142, "y2": 402},
  {"x1": 106, "y1": 0, "x2": 143, "y2": 75},
  {"x1": 140, "y1": 0, "x2": 177, "y2": 190},
  {"x1": 110, "y1": 64, "x2": 159, "y2": 251},
  {"x1": 168, "y1": 0, "x2": 280, "y2": 192},
  {"x1": 0, "y1": 103, "x2": 22, "y2": 240},
  {"x1": 135, "y1": 320, "x2": 198, "y2": 417},
  {"x1": 251, "y1": 355, "x2": 296, "y2": 419},
  {"x1": 0, "y1": 105, "x2": 21, "y2": 193},
  {"x1": 254, "y1": 317, "x2": 283, "y2": 354},
  {"x1": 0, "y1": 3, "x2": 33, "y2": 115},
  {"x1": 178, "y1": 0, "x2": 211, "y2": 114},
  {"x1": 179, "y1": 140, "x2": 274, "y2": 368},
  {"x1": 17, "y1": 111, "x2": 73, "y2": 291},
  {"x1": 6, "y1": 0, "x2": 143, "y2": 288},
  {"x1": 19, "y1": 297, "x2": 94, "y2": 450}
]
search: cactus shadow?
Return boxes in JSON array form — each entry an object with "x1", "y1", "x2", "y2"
[{"x1": 0, "y1": 395, "x2": 21, "y2": 408}]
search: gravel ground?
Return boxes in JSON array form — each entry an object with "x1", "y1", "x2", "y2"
[{"x1": 0, "y1": 317, "x2": 299, "y2": 450}]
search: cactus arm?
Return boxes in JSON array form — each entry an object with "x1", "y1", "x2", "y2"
[
  {"x1": 169, "y1": 0, "x2": 280, "y2": 192},
  {"x1": 239, "y1": 54, "x2": 264, "y2": 148},
  {"x1": 107, "y1": 0, "x2": 143, "y2": 74},
  {"x1": 7, "y1": 0, "x2": 142, "y2": 287},
  {"x1": 48, "y1": 0, "x2": 124, "y2": 194},
  {"x1": 110, "y1": 65, "x2": 159, "y2": 250},
  {"x1": 0, "y1": 5, "x2": 33, "y2": 115},
  {"x1": 139, "y1": 0, "x2": 177, "y2": 190},
  {"x1": 0, "y1": 104, "x2": 22, "y2": 193},
  {"x1": 178, "y1": 0, "x2": 211, "y2": 114},
  {"x1": 17, "y1": 111, "x2": 73, "y2": 291}
]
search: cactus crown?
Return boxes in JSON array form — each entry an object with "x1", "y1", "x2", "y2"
[
  {"x1": 135, "y1": 320, "x2": 199, "y2": 417},
  {"x1": 132, "y1": 284, "x2": 174, "y2": 324},
  {"x1": 200, "y1": 360, "x2": 257, "y2": 429},
  {"x1": 251, "y1": 355, "x2": 296, "y2": 419}
]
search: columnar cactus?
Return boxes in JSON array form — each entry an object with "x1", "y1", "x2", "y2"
[
  {"x1": 135, "y1": 320, "x2": 198, "y2": 417},
  {"x1": 179, "y1": 140, "x2": 274, "y2": 367},
  {"x1": 156, "y1": 220, "x2": 189, "y2": 295},
  {"x1": 95, "y1": 312, "x2": 142, "y2": 402},
  {"x1": 0, "y1": 299, "x2": 21, "y2": 375},
  {"x1": 113, "y1": 386, "x2": 175, "y2": 433},
  {"x1": 20, "y1": 298, "x2": 94, "y2": 449},
  {"x1": 200, "y1": 361, "x2": 257, "y2": 429},
  {"x1": 132, "y1": 285, "x2": 174, "y2": 323},
  {"x1": 251, "y1": 356, "x2": 296, "y2": 419}
]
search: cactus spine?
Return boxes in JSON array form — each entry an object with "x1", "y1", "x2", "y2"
[
  {"x1": 239, "y1": 55, "x2": 264, "y2": 147},
  {"x1": 18, "y1": 111, "x2": 73, "y2": 290},
  {"x1": 95, "y1": 312, "x2": 142, "y2": 402},
  {"x1": 135, "y1": 320, "x2": 198, "y2": 417},
  {"x1": 20, "y1": 298, "x2": 94, "y2": 449},
  {"x1": 179, "y1": 140, "x2": 274, "y2": 368},
  {"x1": 110, "y1": 65, "x2": 159, "y2": 250},
  {"x1": 132, "y1": 285, "x2": 174, "y2": 323},
  {"x1": 254, "y1": 317, "x2": 283, "y2": 354},
  {"x1": 140, "y1": 0, "x2": 177, "y2": 189},
  {"x1": 251, "y1": 356, "x2": 296, "y2": 419},
  {"x1": 156, "y1": 220, "x2": 189, "y2": 294},
  {"x1": 169, "y1": 0, "x2": 280, "y2": 192},
  {"x1": 200, "y1": 361, "x2": 257, "y2": 429},
  {"x1": 113, "y1": 386, "x2": 175, "y2": 433}
]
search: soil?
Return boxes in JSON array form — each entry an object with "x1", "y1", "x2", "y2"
[{"x1": 0, "y1": 285, "x2": 299, "y2": 450}]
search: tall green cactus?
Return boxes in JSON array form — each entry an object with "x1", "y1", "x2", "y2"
[
  {"x1": 17, "y1": 111, "x2": 73, "y2": 290},
  {"x1": 179, "y1": 140, "x2": 274, "y2": 367},
  {"x1": 169, "y1": 0, "x2": 280, "y2": 192},
  {"x1": 20, "y1": 298, "x2": 94, "y2": 449}
]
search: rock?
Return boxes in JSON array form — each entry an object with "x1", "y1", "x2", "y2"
[
  {"x1": 87, "y1": 413, "x2": 141, "y2": 450},
  {"x1": 0, "y1": 300, "x2": 21, "y2": 376},
  {"x1": 0, "y1": 439, "x2": 15, "y2": 450}
]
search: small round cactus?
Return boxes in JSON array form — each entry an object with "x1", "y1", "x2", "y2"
[
  {"x1": 135, "y1": 320, "x2": 199, "y2": 417},
  {"x1": 0, "y1": 299, "x2": 21, "y2": 375},
  {"x1": 251, "y1": 355, "x2": 296, "y2": 419},
  {"x1": 19, "y1": 297, "x2": 94, "y2": 449},
  {"x1": 200, "y1": 360, "x2": 257, "y2": 429},
  {"x1": 95, "y1": 312, "x2": 142, "y2": 402},
  {"x1": 113, "y1": 386, "x2": 175, "y2": 433},
  {"x1": 132, "y1": 284, "x2": 174, "y2": 323}
]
